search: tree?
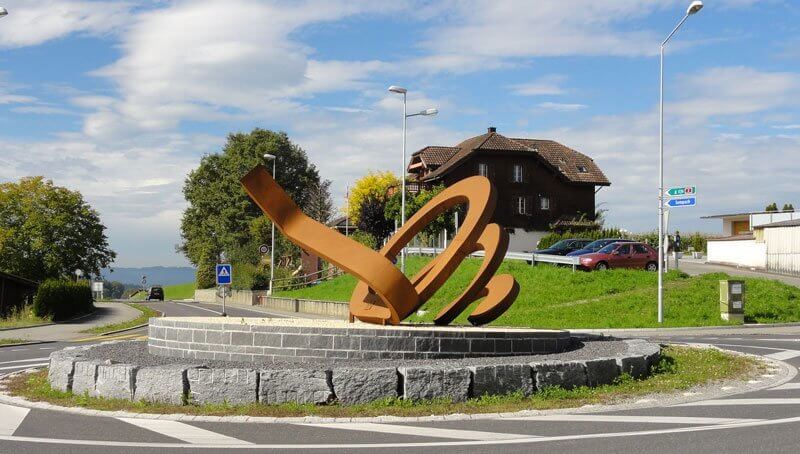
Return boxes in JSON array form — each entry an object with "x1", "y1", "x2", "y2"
[
  {"x1": 766, "y1": 203, "x2": 779, "y2": 212},
  {"x1": 783, "y1": 203, "x2": 795, "y2": 212},
  {"x1": 346, "y1": 171, "x2": 399, "y2": 225},
  {"x1": 305, "y1": 179, "x2": 334, "y2": 224},
  {"x1": 0, "y1": 177, "x2": 116, "y2": 282},
  {"x1": 385, "y1": 185, "x2": 460, "y2": 239},
  {"x1": 357, "y1": 196, "x2": 394, "y2": 245},
  {"x1": 179, "y1": 129, "x2": 322, "y2": 277}
]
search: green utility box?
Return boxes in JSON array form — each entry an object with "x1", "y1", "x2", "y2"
[{"x1": 720, "y1": 280, "x2": 745, "y2": 322}]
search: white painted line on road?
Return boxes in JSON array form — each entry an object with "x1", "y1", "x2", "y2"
[
  {"x1": 38, "y1": 347, "x2": 56, "y2": 350},
  {"x1": 300, "y1": 422, "x2": 532, "y2": 440},
  {"x1": 765, "y1": 350, "x2": 800, "y2": 360},
  {"x1": 507, "y1": 415, "x2": 763, "y2": 425},
  {"x1": 0, "y1": 357, "x2": 50, "y2": 365},
  {"x1": 771, "y1": 382, "x2": 800, "y2": 390},
  {"x1": 0, "y1": 362, "x2": 48, "y2": 371},
  {"x1": 0, "y1": 403, "x2": 30, "y2": 436},
  {"x1": 10, "y1": 349, "x2": 27, "y2": 352},
  {"x1": 676, "y1": 398, "x2": 800, "y2": 407},
  {"x1": 117, "y1": 418, "x2": 252, "y2": 445},
  {"x1": 173, "y1": 302, "x2": 221, "y2": 315}
]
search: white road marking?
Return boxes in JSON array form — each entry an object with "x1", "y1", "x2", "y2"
[
  {"x1": 173, "y1": 302, "x2": 222, "y2": 315},
  {"x1": 10, "y1": 349, "x2": 27, "y2": 352},
  {"x1": 765, "y1": 350, "x2": 800, "y2": 360},
  {"x1": 0, "y1": 357, "x2": 50, "y2": 365},
  {"x1": 772, "y1": 382, "x2": 800, "y2": 390},
  {"x1": 676, "y1": 398, "x2": 800, "y2": 407},
  {"x1": 507, "y1": 415, "x2": 762, "y2": 425},
  {"x1": 300, "y1": 422, "x2": 532, "y2": 440},
  {"x1": 0, "y1": 403, "x2": 30, "y2": 436},
  {"x1": 0, "y1": 362, "x2": 48, "y2": 371},
  {"x1": 38, "y1": 347, "x2": 56, "y2": 350},
  {"x1": 117, "y1": 418, "x2": 252, "y2": 445}
]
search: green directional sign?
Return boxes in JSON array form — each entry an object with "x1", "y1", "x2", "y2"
[{"x1": 667, "y1": 186, "x2": 696, "y2": 197}]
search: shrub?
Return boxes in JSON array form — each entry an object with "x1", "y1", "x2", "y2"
[
  {"x1": 350, "y1": 231, "x2": 378, "y2": 250},
  {"x1": 33, "y1": 280, "x2": 94, "y2": 321},
  {"x1": 537, "y1": 228, "x2": 628, "y2": 250},
  {"x1": 231, "y1": 262, "x2": 271, "y2": 291}
]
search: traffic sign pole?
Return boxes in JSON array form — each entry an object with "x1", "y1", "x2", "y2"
[{"x1": 216, "y1": 264, "x2": 232, "y2": 317}]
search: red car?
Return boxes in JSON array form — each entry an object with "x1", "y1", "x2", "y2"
[{"x1": 578, "y1": 242, "x2": 659, "y2": 271}]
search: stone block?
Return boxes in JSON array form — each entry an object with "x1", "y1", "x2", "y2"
[
  {"x1": 135, "y1": 366, "x2": 188, "y2": 405},
  {"x1": 399, "y1": 366, "x2": 471, "y2": 402},
  {"x1": 331, "y1": 368, "x2": 397, "y2": 405},
  {"x1": 96, "y1": 364, "x2": 138, "y2": 400},
  {"x1": 48, "y1": 351, "x2": 76, "y2": 392},
  {"x1": 470, "y1": 364, "x2": 533, "y2": 397},
  {"x1": 187, "y1": 368, "x2": 257, "y2": 405},
  {"x1": 582, "y1": 358, "x2": 619, "y2": 386},
  {"x1": 72, "y1": 361, "x2": 103, "y2": 396},
  {"x1": 439, "y1": 338, "x2": 469, "y2": 353},
  {"x1": 532, "y1": 361, "x2": 587, "y2": 390},
  {"x1": 617, "y1": 355, "x2": 648, "y2": 379},
  {"x1": 230, "y1": 331, "x2": 254, "y2": 346},
  {"x1": 259, "y1": 369, "x2": 333, "y2": 404}
]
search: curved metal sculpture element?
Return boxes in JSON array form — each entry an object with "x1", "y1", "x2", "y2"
[{"x1": 241, "y1": 165, "x2": 519, "y2": 326}]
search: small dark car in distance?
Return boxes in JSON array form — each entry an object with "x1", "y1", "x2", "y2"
[
  {"x1": 535, "y1": 238, "x2": 593, "y2": 256},
  {"x1": 578, "y1": 242, "x2": 659, "y2": 271},
  {"x1": 565, "y1": 238, "x2": 636, "y2": 257},
  {"x1": 147, "y1": 286, "x2": 164, "y2": 301}
]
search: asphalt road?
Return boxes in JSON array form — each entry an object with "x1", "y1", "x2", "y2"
[{"x1": 1, "y1": 307, "x2": 799, "y2": 453}]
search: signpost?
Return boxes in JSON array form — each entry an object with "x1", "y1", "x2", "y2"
[
  {"x1": 91, "y1": 281, "x2": 103, "y2": 300},
  {"x1": 666, "y1": 186, "x2": 696, "y2": 197},
  {"x1": 658, "y1": 185, "x2": 697, "y2": 322},
  {"x1": 666, "y1": 196, "x2": 696, "y2": 208},
  {"x1": 216, "y1": 264, "x2": 232, "y2": 316}
]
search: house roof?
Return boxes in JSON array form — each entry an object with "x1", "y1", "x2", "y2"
[
  {"x1": 757, "y1": 218, "x2": 800, "y2": 229},
  {"x1": 414, "y1": 129, "x2": 610, "y2": 186},
  {"x1": 412, "y1": 146, "x2": 459, "y2": 167},
  {"x1": 0, "y1": 270, "x2": 38, "y2": 288},
  {"x1": 708, "y1": 233, "x2": 755, "y2": 241},
  {"x1": 701, "y1": 210, "x2": 797, "y2": 219}
]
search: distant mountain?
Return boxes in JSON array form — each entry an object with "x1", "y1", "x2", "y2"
[{"x1": 100, "y1": 266, "x2": 196, "y2": 287}]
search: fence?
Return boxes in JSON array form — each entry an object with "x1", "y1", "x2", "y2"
[
  {"x1": 405, "y1": 247, "x2": 581, "y2": 271},
  {"x1": 270, "y1": 266, "x2": 344, "y2": 292}
]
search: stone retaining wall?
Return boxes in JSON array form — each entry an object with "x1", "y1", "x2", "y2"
[
  {"x1": 193, "y1": 289, "x2": 349, "y2": 319},
  {"x1": 48, "y1": 339, "x2": 661, "y2": 406}
]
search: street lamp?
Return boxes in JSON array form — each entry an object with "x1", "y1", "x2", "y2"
[
  {"x1": 0, "y1": 7, "x2": 8, "y2": 18},
  {"x1": 657, "y1": 0, "x2": 703, "y2": 324},
  {"x1": 387, "y1": 85, "x2": 438, "y2": 273},
  {"x1": 263, "y1": 153, "x2": 277, "y2": 295}
]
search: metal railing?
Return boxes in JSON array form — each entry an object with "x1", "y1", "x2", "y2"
[
  {"x1": 404, "y1": 247, "x2": 581, "y2": 271},
  {"x1": 270, "y1": 266, "x2": 344, "y2": 292}
]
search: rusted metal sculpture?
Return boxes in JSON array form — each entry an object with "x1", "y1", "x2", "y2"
[{"x1": 241, "y1": 165, "x2": 519, "y2": 326}]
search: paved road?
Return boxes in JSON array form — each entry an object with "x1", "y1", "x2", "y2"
[
  {"x1": 1, "y1": 321, "x2": 799, "y2": 453},
  {"x1": 671, "y1": 258, "x2": 800, "y2": 288},
  {"x1": 2, "y1": 303, "x2": 142, "y2": 342}
]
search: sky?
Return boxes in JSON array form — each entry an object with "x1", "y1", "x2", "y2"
[{"x1": 1, "y1": 0, "x2": 799, "y2": 267}]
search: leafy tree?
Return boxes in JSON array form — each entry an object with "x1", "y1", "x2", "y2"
[
  {"x1": 346, "y1": 171, "x2": 398, "y2": 225},
  {"x1": 102, "y1": 280, "x2": 127, "y2": 299},
  {"x1": 0, "y1": 177, "x2": 116, "y2": 282},
  {"x1": 783, "y1": 203, "x2": 794, "y2": 212},
  {"x1": 179, "y1": 129, "x2": 322, "y2": 281},
  {"x1": 385, "y1": 185, "x2": 461, "y2": 239},
  {"x1": 306, "y1": 179, "x2": 334, "y2": 224},
  {"x1": 766, "y1": 202, "x2": 778, "y2": 212},
  {"x1": 357, "y1": 196, "x2": 394, "y2": 245}
]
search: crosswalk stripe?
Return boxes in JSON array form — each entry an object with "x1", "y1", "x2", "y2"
[
  {"x1": 772, "y1": 383, "x2": 800, "y2": 390},
  {"x1": 676, "y1": 398, "x2": 800, "y2": 407},
  {"x1": 0, "y1": 403, "x2": 30, "y2": 436},
  {"x1": 0, "y1": 362, "x2": 48, "y2": 371},
  {"x1": 765, "y1": 350, "x2": 800, "y2": 360},
  {"x1": 117, "y1": 418, "x2": 253, "y2": 445},
  {"x1": 0, "y1": 357, "x2": 50, "y2": 365},
  {"x1": 507, "y1": 415, "x2": 763, "y2": 425},
  {"x1": 300, "y1": 422, "x2": 532, "y2": 440}
]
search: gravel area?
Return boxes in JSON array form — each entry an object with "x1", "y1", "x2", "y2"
[{"x1": 81, "y1": 339, "x2": 633, "y2": 370}]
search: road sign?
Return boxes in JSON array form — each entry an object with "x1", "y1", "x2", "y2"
[
  {"x1": 667, "y1": 186, "x2": 696, "y2": 197},
  {"x1": 216, "y1": 264, "x2": 232, "y2": 285},
  {"x1": 666, "y1": 197, "x2": 697, "y2": 208},
  {"x1": 92, "y1": 281, "x2": 103, "y2": 293},
  {"x1": 259, "y1": 244, "x2": 269, "y2": 254}
]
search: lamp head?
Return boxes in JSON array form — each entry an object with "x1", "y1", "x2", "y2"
[
  {"x1": 388, "y1": 85, "x2": 407, "y2": 94},
  {"x1": 0, "y1": 7, "x2": 8, "y2": 17},
  {"x1": 422, "y1": 108, "x2": 438, "y2": 116},
  {"x1": 263, "y1": 154, "x2": 276, "y2": 160},
  {"x1": 687, "y1": 1, "x2": 703, "y2": 15}
]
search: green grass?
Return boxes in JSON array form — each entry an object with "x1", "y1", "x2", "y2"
[
  {"x1": 163, "y1": 282, "x2": 196, "y2": 300},
  {"x1": 0, "y1": 305, "x2": 51, "y2": 329},
  {"x1": 277, "y1": 256, "x2": 800, "y2": 328},
  {"x1": 0, "y1": 338, "x2": 27, "y2": 346},
  {"x1": 79, "y1": 303, "x2": 160, "y2": 335},
  {"x1": 4, "y1": 346, "x2": 760, "y2": 417}
]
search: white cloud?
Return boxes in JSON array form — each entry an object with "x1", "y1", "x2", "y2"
[
  {"x1": 772, "y1": 124, "x2": 800, "y2": 130},
  {"x1": 509, "y1": 75, "x2": 568, "y2": 96},
  {"x1": 537, "y1": 102, "x2": 587, "y2": 112},
  {"x1": 0, "y1": 0, "x2": 134, "y2": 48}
]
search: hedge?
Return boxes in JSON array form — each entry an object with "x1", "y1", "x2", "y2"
[
  {"x1": 33, "y1": 280, "x2": 94, "y2": 321},
  {"x1": 537, "y1": 228, "x2": 628, "y2": 250}
]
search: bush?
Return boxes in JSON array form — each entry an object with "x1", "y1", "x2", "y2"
[
  {"x1": 33, "y1": 280, "x2": 94, "y2": 321},
  {"x1": 231, "y1": 262, "x2": 271, "y2": 291},
  {"x1": 350, "y1": 231, "x2": 378, "y2": 250},
  {"x1": 537, "y1": 228, "x2": 628, "y2": 250}
]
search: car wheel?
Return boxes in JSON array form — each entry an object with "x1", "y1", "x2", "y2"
[
  {"x1": 595, "y1": 262, "x2": 609, "y2": 271},
  {"x1": 646, "y1": 261, "x2": 658, "y2": 272}
]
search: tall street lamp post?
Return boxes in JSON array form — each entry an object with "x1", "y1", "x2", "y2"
[
  {"x1": 264, "y1": 153, "x2": 277, "y2": 295},
  {"x1": 658, "y1": 0, "x2": 703, "y2": 323},
  {"x1": 387, "y1": 85, "x2": 438, "y2": 273}
]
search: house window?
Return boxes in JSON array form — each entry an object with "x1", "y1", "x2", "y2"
[
  {"x1": 478, "y1": 163, "x2": 488, "y2": 177},
  {"x1": 513, "y1": 164, "x2": 523, "y2": 182},
  {"x1": 517, "y1": 196, "x2": 528, "y2": 215},
  {"x1": 540, "y1": 196, "x2": 550, "y2": 210},
  {"x1": 576, "y1": 165, "x2": 588, "y2": 173}
]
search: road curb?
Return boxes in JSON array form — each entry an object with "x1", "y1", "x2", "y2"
[
  {"x1": 571, "y1": 321, "x2": 800, "y2": 336},
  {"x1": 0, "y1": 343, "x2": 790, "y2": 424},
  {"x1": 0, "y1": 340, "x2": 55, "y2": 349},
  {"x1": 82, "y1": 307, "x2": 163, "y2": 337}
]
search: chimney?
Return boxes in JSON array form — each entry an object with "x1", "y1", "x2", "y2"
[{"x1": 487, "y1": 126, "x2": 497, "y2": 133}]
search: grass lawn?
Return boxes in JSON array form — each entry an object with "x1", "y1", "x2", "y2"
[
  {"x1": 0, "y1": 338, "x2": 27, "y2": 346},
  {"x1": 4, "y1": 346, "x2": 760, "y2": 417},
  {"x1": 277, "y1": 256, "x2": 800, "y2": 328},
  {"x1": 0, "y1": 306, "x2": 51, "y2": 329},
  {"x1": 164, "y1": 282, "x2": 196, "y2": 300},
  {"x1": 79, "y1": 303, "x2": 160, "y2": 335}
]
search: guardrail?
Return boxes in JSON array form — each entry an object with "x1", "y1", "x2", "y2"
[{"x1": 405, "y1": 247, "x2": 581, "y2": 271}]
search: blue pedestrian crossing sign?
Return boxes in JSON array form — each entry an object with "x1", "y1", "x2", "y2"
[
  {"x1": 666, "y1": 197, "x2": 697, "y2": 208},
  {"x1": 216, "y1": 264, "x2": 232, "y2": 285}
]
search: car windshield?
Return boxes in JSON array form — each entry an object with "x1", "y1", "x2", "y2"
[
  {"x1": 598, "y1": 243, "x2": 618, "y2": 254},
  {"x1": 585, "y1": 240, "x2": 610, "y2": 251},
  {"x1": 549, "y1": 240, "x2": 573, "y2": 249}
]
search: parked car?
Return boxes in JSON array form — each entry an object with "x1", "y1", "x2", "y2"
[
  {"x1": 535, "y1": 238, "x2": 592, "y2": 256},
  {"x1": 147, "y1": 286, "x2": 164, "y2": 301},
  {"x1": 578, "y1": 242, "x2": 659, "y2": 271},
  {"x1": 565, "y1": 238, "x2": 635, "y2": 257}
]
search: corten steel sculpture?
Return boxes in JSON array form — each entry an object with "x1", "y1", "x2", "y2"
[{"x1": 241, "y1": 166, "x2": 519, "y2": 326}]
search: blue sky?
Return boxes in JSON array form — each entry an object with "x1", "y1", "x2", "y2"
[{"x1": 1, "y1": 0, "x2": 799, "y2": 267}]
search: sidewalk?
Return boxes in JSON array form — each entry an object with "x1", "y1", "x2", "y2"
[
  {"x1": 0, "y1": 303, "x2": 141, "y2": 342},
  {"x1": 670, "y1": 258, "x2": 800, "y2": 288}
]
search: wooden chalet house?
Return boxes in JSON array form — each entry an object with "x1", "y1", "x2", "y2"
[{"x1": 407, "y1": 127, "x2": 610, "y2": 251}]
